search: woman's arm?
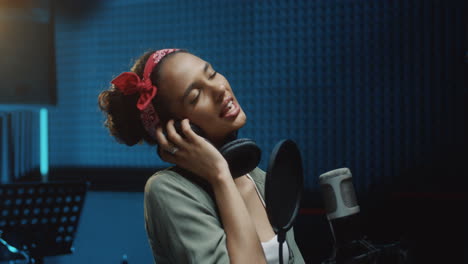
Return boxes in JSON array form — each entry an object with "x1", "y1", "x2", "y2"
[
  {"x1": 211, "y1": 171, "x2": 267, "y2": 264},
  {"x1": 155, "y1": 119, "x2": 266, "y2": 264}
]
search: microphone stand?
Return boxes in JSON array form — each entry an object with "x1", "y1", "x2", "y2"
[{"x1": 277, "y1": 230, "x2": 286, "y2": 264}]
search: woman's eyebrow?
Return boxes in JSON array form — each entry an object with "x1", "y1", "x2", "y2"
[
  {"x1": 203, "y1": 62, "x2": 210, "y2": 73},
  {"x1": 181, "y1": 62, "x2": 211, "y2": 102}
]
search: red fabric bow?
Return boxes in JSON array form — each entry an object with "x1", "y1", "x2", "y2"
[
  {"x1": 110, "y1": 49, "x2": 179, "y2": 112},
  {"x1": 111, "y1": 72, "x2": 156, "y2": 111},
  {"x1": 109, "y1": 49, "x2": 179, "y2": 140}
]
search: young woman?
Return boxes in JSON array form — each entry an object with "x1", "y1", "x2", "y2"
[{"x1": 98, "y1": 49, "x2": 304, "y2": 264}]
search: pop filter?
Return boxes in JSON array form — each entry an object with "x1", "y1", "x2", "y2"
[{"x1": 265, "y1": 139, "x2": 304, "y2": 264}]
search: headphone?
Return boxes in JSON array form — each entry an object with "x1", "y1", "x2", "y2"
[{"x1": 158, "y1": 120, "x2": 261, "y2": 178}]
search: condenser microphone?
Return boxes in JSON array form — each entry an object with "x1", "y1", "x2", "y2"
[
  {"x1": 319, "y1": 168, "x2": 408, "y2": 263},
  {"x1": 319, "y1": 168, "x2": 362, "y2": 245}
]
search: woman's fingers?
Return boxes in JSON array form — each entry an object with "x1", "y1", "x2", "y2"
[
  {"x1": 155, "y1": 129, "x2": 180, "y2": 165},
  {"x1": 165, "y1": 120, "x2": 188, "y2": 148},
  {"x1": 180, "y1": 119, "x2": 199, "y2": 142},
  {"x1": 155, "y1": 119, "x2": 193, "y2": 156},
  {"x1": 155, "y1": 125, "x2": 177, "y2": 153},
  {"x1": 155, "y1": 126, "x2": 169, "y2": 146},
  {"x1": 158, "y1": 147, "x2": 178, "y2": 163},
  {"x1": 156, "y1": 119, "x2": 229, "y2": 180}
]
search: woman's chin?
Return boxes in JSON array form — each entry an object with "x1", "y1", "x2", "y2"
[{"x1": 235, "y1": 109, "x2": 247, "y2": 128}]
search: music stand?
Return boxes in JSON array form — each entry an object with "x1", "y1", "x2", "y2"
[{"x1": 0, "y1": 181, "x2": 88, "y2": 263}]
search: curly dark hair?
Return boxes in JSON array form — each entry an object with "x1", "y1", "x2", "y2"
[{"x1": 98, "y1": 49, "x2": 187, "y2": 146}]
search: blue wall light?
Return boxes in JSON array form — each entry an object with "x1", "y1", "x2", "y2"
[{"x1": 40, "y1": 108, "x2": 49, "y2": 177}]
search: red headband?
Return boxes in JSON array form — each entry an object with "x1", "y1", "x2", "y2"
[{"x1": 111, "y1": 48, "x2": 179, "y2": 140}]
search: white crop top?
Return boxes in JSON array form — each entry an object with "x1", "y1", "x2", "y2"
[{"x1": 247, "y1": 174, "x2": 290, "y2": 264}]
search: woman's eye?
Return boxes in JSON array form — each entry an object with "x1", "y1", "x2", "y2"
[
  {"x1": 189, "y1": 90, "x2": 200, "y2": 104},
  {"x1": 209, "y1": 71, "x2": 217, "y2": 80}
]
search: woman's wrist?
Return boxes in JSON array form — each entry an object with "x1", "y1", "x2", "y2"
[{"x1": 209, "y1": 162, "x2": 233, "y2": 187}]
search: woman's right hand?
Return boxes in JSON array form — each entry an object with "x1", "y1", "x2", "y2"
[{"x1": 155, "y1": 119, "x2": 231, "y2": 185}]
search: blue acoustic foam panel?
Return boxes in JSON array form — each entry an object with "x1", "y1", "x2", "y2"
[{"x1": 50, "y1": 0, "x2": 466, "y2": 191}]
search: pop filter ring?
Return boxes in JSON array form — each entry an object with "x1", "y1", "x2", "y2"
[{"x1": 265, "y1": 139, "x2": 304, "y2": 264}]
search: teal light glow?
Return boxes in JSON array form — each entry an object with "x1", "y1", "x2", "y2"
[
  {"x1": 40, "y1": 108, "x2": 49, "y2": 176},
  {"x1": 1, "y1": 118, "x2": 6, "y2": 182}
]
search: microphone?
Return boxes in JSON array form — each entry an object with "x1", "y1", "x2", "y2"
[
  {"x1": 319, "y1": 168, "x2": 409, "y2": 264},
  {"x1": 319, "y1": 168, "x2": 367, "y2": 262},
  {"x1": 319, "y1": 168, "x2": 361, "y2": 244}
]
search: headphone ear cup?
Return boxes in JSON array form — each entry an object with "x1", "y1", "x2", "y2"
[
  {"x1": 219, "y1": 138, "x2": 261, "y2": 178},
  {"x1": 173, "y1": 120, "x2": 206, "y2": 138}
]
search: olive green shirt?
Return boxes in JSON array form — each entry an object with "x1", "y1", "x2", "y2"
[{"x1": 144, "y1": 167, "x2": 305, "y2": 264}]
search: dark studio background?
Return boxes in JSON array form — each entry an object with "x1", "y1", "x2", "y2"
[{"x1": 0, "y1": 0, "x2": 467, "y2": 263}]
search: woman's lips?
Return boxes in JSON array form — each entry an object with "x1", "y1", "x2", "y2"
[{"x1": 220, "y1": 98, "x2": 240, "y2": 118}]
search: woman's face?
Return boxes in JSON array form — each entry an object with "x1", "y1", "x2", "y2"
[{"x1": 157, "y1": 52, "x2": 247, "y2": 145}]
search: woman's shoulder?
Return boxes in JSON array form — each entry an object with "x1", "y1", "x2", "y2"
[
  {"x1": 145, "y1": 167, "x2": 191, "y2": 194},
  {"x1": 145, "y1": 166, "x2": 266, "y2": 198},
  {"x1": 144, "y1": 167, "x2": 215, "y2": 206},
  {"x1": 146, "y1": 167, "x2": 180, "y2": 185}
]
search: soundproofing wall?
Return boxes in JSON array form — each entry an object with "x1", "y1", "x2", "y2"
[{"x1": 50, "y1": 0, "x2": 467, "y2": 191}]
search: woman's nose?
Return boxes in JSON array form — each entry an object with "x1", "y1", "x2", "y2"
[{"x1": 213, "y1": 83, "x2": 226, "y2": 103}]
